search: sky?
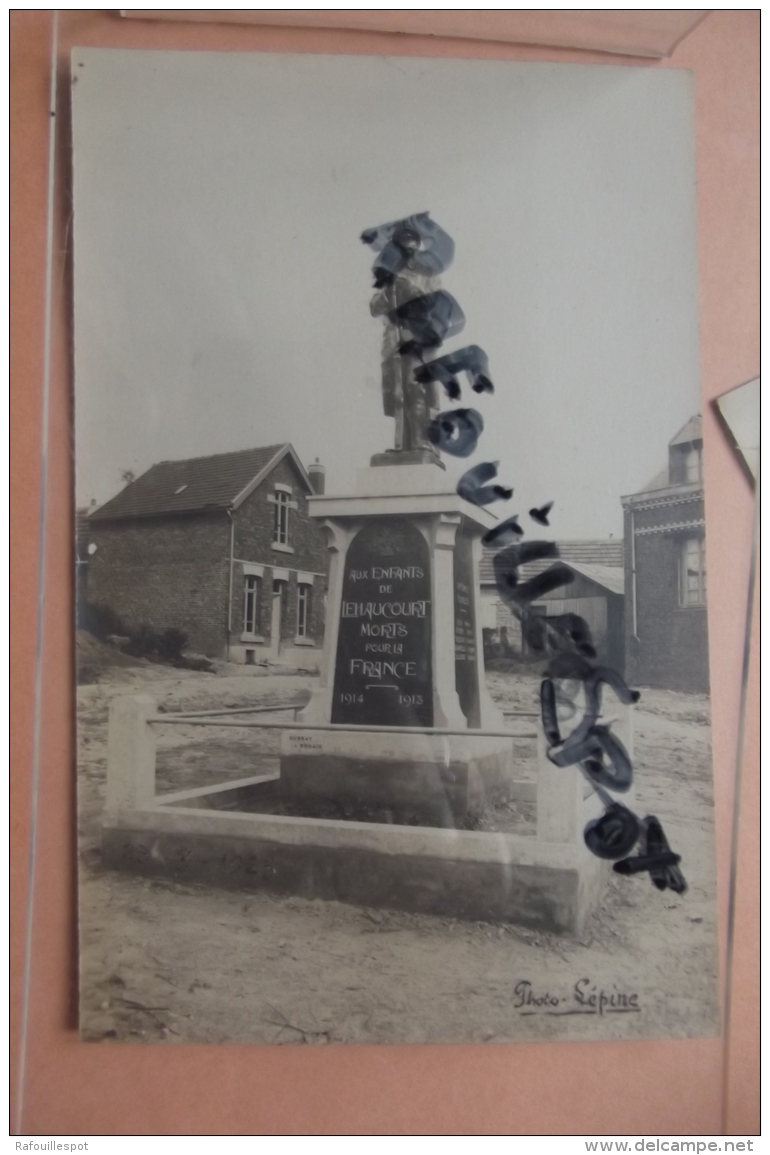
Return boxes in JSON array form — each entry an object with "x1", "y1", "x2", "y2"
[{"x1": 72, "y1": 48, "x2": 701, "y2": 539}]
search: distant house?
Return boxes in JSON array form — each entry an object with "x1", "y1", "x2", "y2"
[
  {"x1": 75, "y1": 504, "x2": 95, "y2": 607},
  {"x1": 479, "y1": 540, "x2": 625, "y2": 671},
  {"x1": 621, "y1": 415, "x2": 708, "y2": 692},
  {"x1": 84, "y1": 444, "x2": 329, "y2": 665}
]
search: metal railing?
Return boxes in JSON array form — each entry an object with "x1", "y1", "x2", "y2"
[
  {"x1": 157, "y1": 701, "x2": 306, "y2": 721},
  {"x1": 151, "y1": 699, "x2": 539, "y2": 738},
  {"x1": 148, "y1": 716, "x2": 539, "y2": 739}
]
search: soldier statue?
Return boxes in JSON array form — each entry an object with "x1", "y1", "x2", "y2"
[{"x1": 361, "y1": 214, "x2": 462, "y2": 463}]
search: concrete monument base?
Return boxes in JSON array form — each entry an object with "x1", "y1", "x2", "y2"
[
  {"x1": 280, "y1": 729, "x2": 515, "y2": 824},
  {"x1": 279, "y1": 461, "x2": 515, "y2": 820}
]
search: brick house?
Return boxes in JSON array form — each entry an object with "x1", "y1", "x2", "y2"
[
  {"x1": 479, "y1": 540, "x2": 625, "y2": 671},
  {"x1": 621, "y1": 415, "x2": 708, "y2": 692},
  {"x1": 84, "y1": 444, "x2": 329, "y2": 666}
]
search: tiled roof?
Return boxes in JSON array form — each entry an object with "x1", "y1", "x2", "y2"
[
  {"x1": 75, "y1": 508, "x2": 92, "y2": 562},
  {"x1": 480, "y1": 539, "x2": 624, "y2": 588},
  {"x1": 565, "y1": 562, "x2": 625, "y2": 596},
  {"x1": 633, "y1": 414, "x2": 704, "y2": 495},
  {"x1": 669, "y1": 414, "x2": 702, "y2": 447},
  {"x1": 91, "y1": 444, "x2": 289, "y2": 521}
]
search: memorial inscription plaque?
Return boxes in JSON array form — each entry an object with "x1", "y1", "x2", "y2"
[
  {"x1": 332, "y1": 520, "x2": 433, "y2": 727},
  {"x1": 453, "y1": 534, "x2": 481, "y2": 727}
]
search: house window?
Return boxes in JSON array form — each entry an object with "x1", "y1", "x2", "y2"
[
  {"x1": 273, "y1": 490, "x2": 290, "y2": 545},
  {"x1": 680, "y1": 537, "x2": 706, "y2": 606},
  {"x1": 243, "y1": 575, "x2": 260, "y2": 634},
  {"x1": 684, "y1": 447, "x2": 702, "y2": 484},
  {"x1": 297, "y1": 585, "x2": 310, "y2": 638}
]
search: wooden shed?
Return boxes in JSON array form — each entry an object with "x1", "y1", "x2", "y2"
[{"x1": 479, "y1": 540, "x2": 626, "y2": 672}]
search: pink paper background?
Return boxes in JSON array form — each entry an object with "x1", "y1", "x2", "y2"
[
  {"x1": 10, "y1": 9, "x2": 759, "y2": 1135},
  {"x1": 121, "y1": 10, "x2": 711, "y2": 58}
]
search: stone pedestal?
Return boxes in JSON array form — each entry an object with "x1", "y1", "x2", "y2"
[
  {"x1": 370, "y1": 447, "x2": 444, "y2": 469},
  {"x1": 279, "y1": 463, "x2": 513, "y2": 821}
]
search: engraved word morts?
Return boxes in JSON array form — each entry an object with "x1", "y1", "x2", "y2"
[{"x1": 332, "y1": 520, "x2": 433, "y2": 727}]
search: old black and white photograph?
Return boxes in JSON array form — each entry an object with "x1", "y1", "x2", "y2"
[{"x1": 72, "y1": 48, "x2": 718, "y2": 1045}]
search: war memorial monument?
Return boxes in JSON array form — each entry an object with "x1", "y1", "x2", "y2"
[
  {"x1": 101, "y1": 215, "x2": 622, "y2": 934},
  {"x1": 280, "y1": 214, "x2": 513, "y2": 824}
]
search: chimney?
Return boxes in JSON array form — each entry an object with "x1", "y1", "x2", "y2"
[{"x1": 308, "y1": 458, "x2": 326, "y2": 495}]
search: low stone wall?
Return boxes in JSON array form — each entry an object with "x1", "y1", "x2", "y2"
[
  {"x1": 102, "y1": 806, "x2": 607, "y2": 935},
  {"x1": 101, "y1": 693, "x2": 627, "y2": 936}
]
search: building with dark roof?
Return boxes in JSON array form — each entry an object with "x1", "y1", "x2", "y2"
[
  {"x1": 83, "y1": 444, "x2": 329, "y2": 665},
  {"x1": 621, "y1": 415, "x2": 708, "y2": 692},
  {"x1": 75, "y1": 503, "x2": 97, "y2": 608},
  {"x1": 480, "y1": 539, "x2": 625, "y2": 671}
]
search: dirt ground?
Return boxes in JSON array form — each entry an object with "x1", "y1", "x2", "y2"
[{"x1": 77, "y1": 638, "x2": 720, "y2": 1046}]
